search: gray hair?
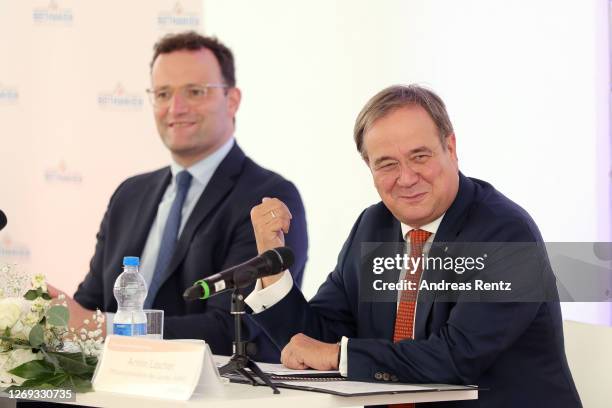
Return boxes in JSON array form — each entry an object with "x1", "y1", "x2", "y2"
[{"x1": 353, "y1": 84, "x2": 454, "y2": 160}]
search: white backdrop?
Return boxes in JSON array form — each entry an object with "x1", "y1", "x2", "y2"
[
  {"x1": 0, "y1": 0, "x2": 201, "y2": 292},
  {"x1": 0, "y1": 0, "x2": 610, "y2": 324}
]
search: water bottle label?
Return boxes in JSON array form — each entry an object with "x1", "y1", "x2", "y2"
[{"x1": 113, "y1": 323, "x2": 147, "y2": 336}]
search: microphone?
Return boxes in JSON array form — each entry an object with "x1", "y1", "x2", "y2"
[
  {"x1": 0, "y1": 210, "x2": 6, "y2": 231},
  {"x1": 183, "y1": 247, "x2": 294, "y2": 301}
]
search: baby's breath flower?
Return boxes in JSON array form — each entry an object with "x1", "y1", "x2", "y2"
[
  {"x1": 31, "y1": 297, "x2": 49, "y2": 312},
  {"x1": 31, "y1": 274, "x2": 46, "y2": 290},
  {"x1": 23, "y1": 312, "x2": 40, "y2": 326},
  {"x1": 0, "y1": 268, "x2": 107, "y2": 361}
]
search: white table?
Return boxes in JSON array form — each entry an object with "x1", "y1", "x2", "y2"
[{"x1": 1, "y1": 381, "x2": 477, "y2": 407}]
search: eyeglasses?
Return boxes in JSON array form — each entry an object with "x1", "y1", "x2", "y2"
[{"x1": 145, "y1": 83, "x2": 228, "y2": 108}]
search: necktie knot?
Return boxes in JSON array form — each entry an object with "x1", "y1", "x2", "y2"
[
  {"x1": 175, "y1": 170, "x2": 192, "y2": 191},
  {"x1": 408, "y1": 228, "x2": 432, "y2": 247}
]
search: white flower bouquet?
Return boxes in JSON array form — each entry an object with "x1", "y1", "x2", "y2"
[{"x1": 0, "y1": 264, "x2": 103, "y2": 392}]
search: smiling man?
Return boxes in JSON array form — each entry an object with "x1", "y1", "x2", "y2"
[
  {"x1": 61, "y1": 31, "x2": 308, "y2": 362},
  {"x1": 246, "y1": 85, "x2": 581, "y2": 407}
]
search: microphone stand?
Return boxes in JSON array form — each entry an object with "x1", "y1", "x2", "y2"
[{"x1": 218, "y1": 289, "x2": 280, "y2": 394}]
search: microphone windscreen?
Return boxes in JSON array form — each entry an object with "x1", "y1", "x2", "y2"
[
  {"x1": 273, "y1": 246, "x2": 295, "y2": 270},
  {"x1": 183, "y1": 284, "x2": 202, "y2": 301},
  {"x1": 0, "y1": 210, "x2": 6, "y2": 231}
]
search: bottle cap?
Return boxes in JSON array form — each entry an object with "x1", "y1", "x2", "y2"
[{"x1": 123, "y1": 256, "x2": 140, "y2": 267}]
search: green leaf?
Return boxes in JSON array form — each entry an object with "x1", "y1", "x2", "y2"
[
  {"x1": 6, "y1": 351, "x2": 97, "y2": 394},
  {"x1": 8, "y1": 359, "x2": 54, "y2": 379},
  {"x1": 23, "y1": 382, "x2": 56, "y2": 389},
  {"x1": 40, "y1": 373, "x2": 70, "y2": 387},
  {"x1": 24, "y1": 290, "x2": 39, "y2": 301},
  {"x1": 41, "y1": 292, "x2": 52, "y2": 300},
  {"x1": 47, "y1": 352, "x2": 96, "y2": 376},
  {"x1": 28, "y1": 324, "x2": 45, "y2": 347},
  {"x1": 14, "y1": 374, "x2": 93, "y2": 393},
  {"x1": 46, "y1": 305, "x2": 69, "y2": 327},
  {"x1": 5, "y1": 373, "x2": 69, "y2": 391},
  {"x1": 39, "y1": 347, "x2": 61, "y2": 373},
  {"x1": 21, "y1": 374, "x2": 67, "y2": 387},
  {"x1": 66, "y1": 375, "x2": 93, "y2": 393}
]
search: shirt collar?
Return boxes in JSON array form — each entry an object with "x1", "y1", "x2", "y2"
[
  {"x1": 400, "y1": 213, "x2": 445, "y2": 242},
  {"x1": 169, "y1": 137, "x2": 235, "y2": 185}
]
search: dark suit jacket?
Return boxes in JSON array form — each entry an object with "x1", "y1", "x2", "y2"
[
  {"x1": 250, "y1": 173, "x2": 581, "y2": 407},
  {"x1": 74, "y1": 143, "x2": 308, "y2": 362}
]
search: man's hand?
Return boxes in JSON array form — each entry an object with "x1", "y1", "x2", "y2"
[
  {"x1": 250, "y1": 197, "x2": 292, "y2": 287},
  {"x1": 47, "y1": 284, "x2": 107, "y2": 337},
  {"x1": 281, "y1": 333, "x2": 340, "y2": 371}
]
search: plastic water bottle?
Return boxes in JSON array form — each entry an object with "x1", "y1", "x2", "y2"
[{"x1": 113, "y1": 256, "x2": 147, "y2": 336}]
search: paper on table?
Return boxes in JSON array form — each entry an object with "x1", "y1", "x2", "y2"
[
  {"x1": 250, "y1": 362, "x2": 340, "y2": 376},
  {"x1": 282, "y1": 380, "x2": 475, "y2": 396},
  {"x1": 213, "y1": 355, "x2": 339, "y2": 376}
]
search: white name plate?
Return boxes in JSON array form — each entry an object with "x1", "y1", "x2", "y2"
[{"x1": 92, "y1": 335, "x2": 224, "y2": 400}]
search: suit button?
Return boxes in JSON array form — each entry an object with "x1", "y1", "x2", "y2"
[
  {"x1": 374, "y1": 372, "x2": 383, "y2": 380},
  {"x1": 383, "y1": 373, "x2": 390, "y2": 381}
]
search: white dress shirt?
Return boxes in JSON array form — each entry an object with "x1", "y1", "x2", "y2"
[
  {"x1": 106, "y1": 137, "x2": 235, "y2": 332},
  {"x1": 245, "y1": 213, "x2": 444, "y2": 376}
]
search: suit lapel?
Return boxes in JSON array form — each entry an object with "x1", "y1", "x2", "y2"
[
  {"x1": 153, "y1": 144, "x2": 246, "y2": 290},
  {"x1": 132, "y1": 169, "x2": 172, "y2": 257},
  {"x1": 414, "y1": 172, "x2": 475, "y2": 339},
  {"x1": 105, "y1": 169, "x2": 171, "y2": 294},
  {"x1": 369, "y1": 210, "x2": 403, "y2": 340}
]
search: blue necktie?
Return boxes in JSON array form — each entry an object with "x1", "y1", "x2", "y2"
[{"x1": 145, "y1": 170, "x2": 192, "y2": 308}]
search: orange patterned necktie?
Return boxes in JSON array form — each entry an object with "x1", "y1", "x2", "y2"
[{"x1": 390, "y1": 228, "x2": 432, "y2": 408}]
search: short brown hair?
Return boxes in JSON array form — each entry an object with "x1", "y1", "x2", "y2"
[
  {"x1": 150, "y1": 31, "x2": 236, "y2": 87},
  {"x1": 353, "y1": 85, "x2": 454, "y2": 159}
]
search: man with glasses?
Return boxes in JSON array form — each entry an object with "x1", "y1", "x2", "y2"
[{"x1": 57, "y1": 31, "x2": 308, "y2": 362}]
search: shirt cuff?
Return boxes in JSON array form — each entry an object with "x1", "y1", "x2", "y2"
[
  {"x1": 105, "y1": 312, "x2": 114, "y2": 335},
  {"x1": 339, "y1": 336, "x2": 348, "y2": 377},
  {"x1": 244, "y1": 270, "x2": 293, "y2": 313}
]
